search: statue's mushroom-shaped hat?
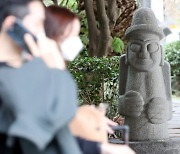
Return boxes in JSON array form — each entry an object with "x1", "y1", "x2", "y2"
[{"x1": 125, "y1": 7, "x2": 164, "y2": 40}]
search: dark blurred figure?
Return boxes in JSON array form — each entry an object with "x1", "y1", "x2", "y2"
[{"x1": 0, "y1": 0, "x2": 82, "y2": 154}]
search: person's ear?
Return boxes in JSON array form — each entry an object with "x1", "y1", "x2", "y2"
[{"x1": 1, "y1": 16, "x2": 16, "y2": 31}]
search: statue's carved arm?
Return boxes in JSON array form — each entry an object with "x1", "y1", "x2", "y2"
[{"x1": 119, "y1": 55, "x2": 144, "y2": 117}]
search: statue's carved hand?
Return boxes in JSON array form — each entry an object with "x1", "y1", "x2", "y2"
[
  {"x1": 147, "y1": 97, "x2": 168, "y2": 124},
  {"x1": 122, "y1": 91, "x2": 144, "y2": 117}
]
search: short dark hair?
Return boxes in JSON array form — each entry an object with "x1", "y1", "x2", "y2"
[{"x1": 0, "y1": 0, "x2": 40, "y2": 31}]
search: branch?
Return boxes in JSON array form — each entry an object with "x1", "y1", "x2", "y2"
[
  {"x1": 107, "y1": 0, "x2": 119, "y2": 31},
  {"x1": 84, "y1": 0, "x2": 99, "y2": 57},
  {"x1": 96, "y1": 0, "x2": 112, "y2": 57}
]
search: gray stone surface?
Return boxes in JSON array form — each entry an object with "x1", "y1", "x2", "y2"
[
  {"x1": 118, "y1": 8, "x2": 172, "y2": 141},
  {"x1": 129, "y1": 139, "x2": 180, "y2": 154},
  {"x1": 109, "y1": 138, "x2": 180, "y2": 154}
]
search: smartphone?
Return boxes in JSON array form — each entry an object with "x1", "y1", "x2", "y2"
[
  {"x1": 110, "y1": 125, "x2": 129, "y2": 145},
  {"x1": 7, "y1": 19, "x2": 37, "y2": 54}
]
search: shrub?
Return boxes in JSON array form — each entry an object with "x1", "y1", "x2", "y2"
[
  {"x1": 69, "y1": 56, "x2": 120, "y2": 118},
  {"x1": 164, "y1": 41, "x2": 180, "y2": 96}
]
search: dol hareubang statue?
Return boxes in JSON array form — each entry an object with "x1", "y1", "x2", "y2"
[{"x1": 118, "y1": 8, "x2": 172, "y2": 141}]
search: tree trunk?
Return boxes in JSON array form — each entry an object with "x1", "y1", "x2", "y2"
[
  {"x1": 81, "y1": 0, "x2": 137, "y2": 57},
  {"x1": 96, "y1": 0, "x2": 112, "y2": 57},
  {"x1": 84, "y1": 0, "x2": 99, "y2": 57}
]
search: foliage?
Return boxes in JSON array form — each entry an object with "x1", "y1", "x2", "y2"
[
  {"x1": 79, "y1": 10, "x2": 89, "y2": 54},
  {"x1": 112, "y1": 37, "x2": 124, "y2": 54},
  {"x1": 164, "y1": 41, "x2": 180, "y2": 96},
  {"x1": 69, "y1": 56, "x2": 120, "y2": 118},
  {"x1": 58, "y1": 0, "x2": 78, "y2": 12},
  {"x1": 44, "y1": 0, "x2": 78, "y2": 11},
  {"x1": 43, "y1": 0, "x2": 54, "y2": 6}
]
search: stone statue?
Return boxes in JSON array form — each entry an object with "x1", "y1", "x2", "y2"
[{"x1": 118, "y1": 8, "x2": 172, "y2": 141}]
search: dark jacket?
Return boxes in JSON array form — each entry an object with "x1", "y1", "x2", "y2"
[
  {"x1": 0, "y1": 133, "x2": 101, "y2": 154},
  {"x1": 0, "y1": 58, "x2": 81, "y2": 154}
]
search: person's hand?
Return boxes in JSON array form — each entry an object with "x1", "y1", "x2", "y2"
[
  {"x1": 96, "y1": 104, "x2": 117, "y2": 134},
  {"x1": 24, "y1": 33, "x2": 66, "y2": 70},
  {"x1": 100, "y1": 143, "x2": 135, "y2": 154},
  {"x1": 104, "y1": 117, "x2": 117, "y2": 134}
]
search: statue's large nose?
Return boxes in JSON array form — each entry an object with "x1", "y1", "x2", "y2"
[{"x1": 138, "y1": 45, "x2": 150, "y2": 59}]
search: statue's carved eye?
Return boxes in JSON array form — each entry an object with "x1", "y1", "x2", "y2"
[
  {"x1": 147, "y1": 42, "x2": 159, "y2": 53},
  {"x1": 130, "y1": 43, "x2": 141, "y2": 52}
]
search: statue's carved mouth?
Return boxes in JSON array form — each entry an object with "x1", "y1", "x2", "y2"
[{"x1": 136, "y1": 59, "x2": 153, "y2": 65}]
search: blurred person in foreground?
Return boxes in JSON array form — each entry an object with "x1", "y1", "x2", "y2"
[
  {"x1": 45, "y1": 5, "x2": 135, "y2": 154},
  {"x1": 0, "y1": 0, "x2": 117, "y2": 154},
  {"x1": 0, "y1": 0, "x2": 83, "y2": 154}
]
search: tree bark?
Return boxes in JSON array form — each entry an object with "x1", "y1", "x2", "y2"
[
  {"x1": 107, "y1": 0, "x2": 119, "y2": 31},
  {"x1": 96, "y1": 0, "x2": 112, "y2": 57},
  {"x1": 81, "y1": 0, "x2": 137, "y2": 56},
  {"x1": 84, "y1": 0, "x2": 99, "y2": 57}
]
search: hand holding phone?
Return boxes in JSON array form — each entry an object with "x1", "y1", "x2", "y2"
[
  {"x1": 7, "y1": 19, "x2": 37, "y2": 54},
  {"x1": 24, "y1": 33, "x2": 66, "y2": 70},
  {"x1": 7, "y1": 20, "x2": 66, "y2": 69}
]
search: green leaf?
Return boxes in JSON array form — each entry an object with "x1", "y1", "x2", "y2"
[
  {"x1": 43, "y1": 0, "x2": 54, "y2": 6},
  {"x1": 112, "y1": 37, "x2": 124, "y2": 54}
]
